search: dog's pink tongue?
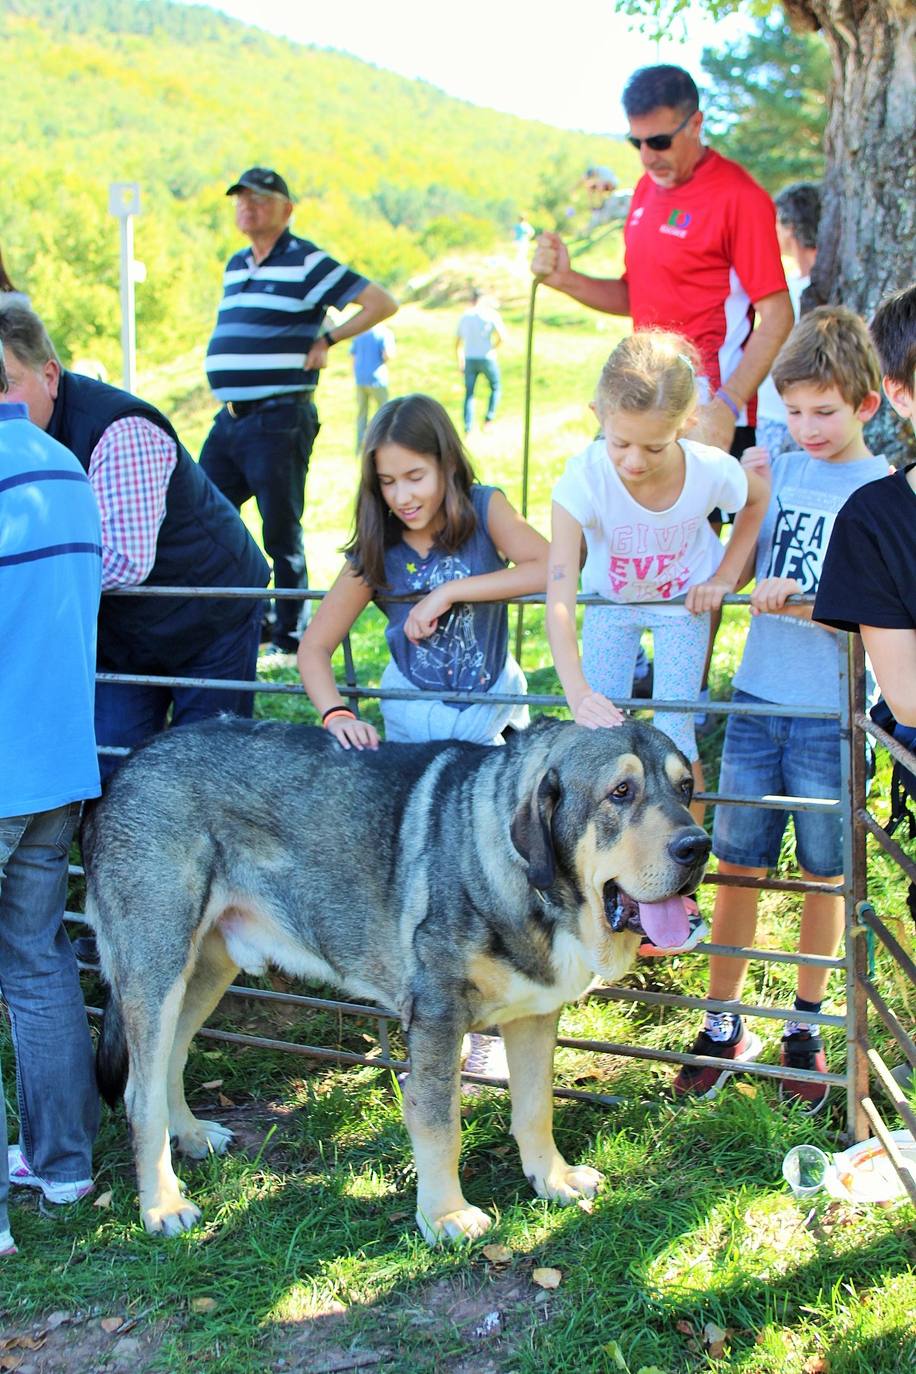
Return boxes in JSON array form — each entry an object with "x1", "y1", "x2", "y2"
[{"x1": 637, "y1": 896, "x2": 692, "y2": 950}]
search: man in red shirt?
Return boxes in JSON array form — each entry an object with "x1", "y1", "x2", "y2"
[{"x1": 533, "y1": 65, "x2": 793, "y2": 457}]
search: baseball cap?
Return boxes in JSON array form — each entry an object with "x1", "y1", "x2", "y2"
[{"x1": 226, "y1": 167, "x2": 293, "y2": 200}]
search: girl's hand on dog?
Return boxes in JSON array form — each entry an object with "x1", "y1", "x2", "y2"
[
  {"x1": 572, "y1": 690, "x2": 625, "y2": 730},
  {"x1": 405, "y1": 586, "x2": 453, "y2": 643},
  {"x1": 326, "y1": 716, "x2": 380, "y2": 750}
]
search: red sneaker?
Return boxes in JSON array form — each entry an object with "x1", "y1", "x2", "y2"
[
  {"x1": 779, "y1": 1031, "x2": 830, "y2": 1114},
  {"x1": 672, "y1": 1023, "x2": 763, "y2": 1100}
]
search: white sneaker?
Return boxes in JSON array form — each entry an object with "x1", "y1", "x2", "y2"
[
  {"x1": 462, "y1": 1033, "x2": 510, "y2": 1081},
  {"x1": 7, "y1": 1145, "x2": 94, "y2": 1205},
  {"x1": 0, "y1": 1227, "x2": 17, "y2": 1256}
]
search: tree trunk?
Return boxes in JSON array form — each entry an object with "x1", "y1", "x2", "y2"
[{"x1": 789, "y1": 0, "x2": 916, "y2": 461}]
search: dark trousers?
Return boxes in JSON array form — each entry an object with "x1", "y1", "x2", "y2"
[
  {"x1": 200, "y1": 395, "x2": 320, "y2": 641},
  {"x1": 94, "y1": 603, "x2": 262, "y2": 783}
]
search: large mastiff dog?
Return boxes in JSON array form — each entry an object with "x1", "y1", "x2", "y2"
[{"x1": 84, "y1": 716, "x2": 710, "y2": 1243}]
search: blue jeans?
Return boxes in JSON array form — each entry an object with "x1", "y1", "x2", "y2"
[
  {"x1": 463, "y1": 358, "x2": 500, "y2": 432},
  {"x1": 95, "y1": 602, "x2": 261, "y2": 782},
  {"x1": 0, "y1": 804, "x2": 99, "y2": 1213},
  {"x1": 712, "y1": 690, "x2": 844, "y2": 877},
  {"x1": 200, "y1": 396, "x2": 320, "y2": 641}
]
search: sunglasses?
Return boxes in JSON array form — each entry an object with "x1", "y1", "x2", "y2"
[{"x1": 627, "y1": 107, "x2": 697, "y2": 152}]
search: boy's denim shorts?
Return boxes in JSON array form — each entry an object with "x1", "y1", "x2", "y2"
[{"x1": 712, "y1": 690, "x2": 844, "y2": 877}]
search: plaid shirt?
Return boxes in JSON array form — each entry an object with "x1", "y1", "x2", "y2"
[{"x1": 87, "y1": 417, "x2": 177, "y2": 590}]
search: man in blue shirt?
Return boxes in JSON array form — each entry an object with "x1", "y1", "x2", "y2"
[
  {"x1": 351, "y1": 323, "x2": 395, "y2": 452},
  {"x1": 201, "y1": 167, "x2": 398, "y2": 654},
  {"x1": 0, "y1": 341, "x2": 102, "y2": 1253}
]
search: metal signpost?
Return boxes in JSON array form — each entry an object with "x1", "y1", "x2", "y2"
[{"x1": 108, "y1": 182, "x2": 142, "y2": 393}]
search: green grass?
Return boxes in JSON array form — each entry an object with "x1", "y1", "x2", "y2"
[{"x1": 2, "y1": 250, "x2": 914, "y2": 1372}]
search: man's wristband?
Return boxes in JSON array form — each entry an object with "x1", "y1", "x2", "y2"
[
  {"x1": 715, "y1": 388, "x2": 741, "y2": 421},
  {"x1": 322, "y1": 706, "x2": 355, "y2": 728},
  {"x1": 323, "y1": 330, "x2": 337, "y2": 347}
]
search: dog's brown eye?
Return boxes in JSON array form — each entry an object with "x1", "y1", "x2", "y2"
[
  {"x1": 680, "y1": 779, "x2": 693, "y2": 798},
  {"x1": 610, "y1": 781, "x2": 632, "y2": 801}
]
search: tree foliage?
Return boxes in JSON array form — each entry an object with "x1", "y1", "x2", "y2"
[
  {"x1": 0, "y1": 0, "x2": 639, "y2": 372},
  {"x1": 700, "y1": 15, "x2": 830, "y2": 191}
]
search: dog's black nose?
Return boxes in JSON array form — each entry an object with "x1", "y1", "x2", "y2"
[{"x1": 668, "y1": 829, "x2": 711, "y2": 867}]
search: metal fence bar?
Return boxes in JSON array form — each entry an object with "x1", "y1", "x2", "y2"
[
  {"x1": 552, "y1": 1035, "x2": 844, "y2": 1086},
  {"x1": 859, "y1": 1097, "x2": 916, "y2": 1205},
  {"x1": 857, "y1": 905, "x2": 916, "y2": 985},
  {"x1": 856, "y1": 810, "x2": 916, "y2": 885},
  {"x1": 866, "y1": 1048, "x2": 916, "y2": 1140},
  {"x1": 593, "y1": 984, "x2": 846, "y2": 1027},
  {"x1": 860, "y1": 978, "x2": 916, "y2": 1065},
  {"x1": 704, "y1": 872, "x2": 849, "y2": 896}
]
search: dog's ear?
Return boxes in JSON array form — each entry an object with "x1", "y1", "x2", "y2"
[{"x1": 510, "y1": 767, "x2": 560, "y2": 889}]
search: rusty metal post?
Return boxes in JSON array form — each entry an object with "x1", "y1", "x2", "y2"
[{"x1": 839, "y1": 632, "x2": 870, "y2": 1142}]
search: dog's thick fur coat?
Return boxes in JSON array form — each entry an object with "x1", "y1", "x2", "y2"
[{"x1": 84, "y1": 716, "x2": 709, "y2": 1242}]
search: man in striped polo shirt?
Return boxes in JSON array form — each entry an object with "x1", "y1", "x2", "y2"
[{"x1": 201, "y1": 167, "x2": 398, "y2": 655}]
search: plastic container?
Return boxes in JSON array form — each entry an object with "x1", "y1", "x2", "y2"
[{"x1": 781, "y1": 1130, "x2": 916, "y2": 1204}]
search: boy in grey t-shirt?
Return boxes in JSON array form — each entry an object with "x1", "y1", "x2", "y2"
[{"x1": 673, "y1": 307, "x2": 888, "y2": 1113}]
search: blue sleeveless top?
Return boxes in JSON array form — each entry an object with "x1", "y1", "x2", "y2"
[{"x1": 376, "y1": 485, "x2": 509, "y2": 706}]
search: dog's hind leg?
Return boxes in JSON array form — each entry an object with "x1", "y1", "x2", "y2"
[
  {"x1": 402, "y1": 1010, "x2": 492, "y2": 1245},
  {"x1": 123, "y1": 970, "x2": 204, "y2": 1236},
  {"x1": 501, "y1": 1012, "x2": 604, "y2": 1204},
  {"x1": 167, "y1": 928, "x2": 240, "y2": 1160}
]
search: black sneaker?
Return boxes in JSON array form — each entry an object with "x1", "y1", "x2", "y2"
[
  {"x1": 672, "y1": 1022, "x2": 763, "y2": 1100},
  {"x1": 779, "y1": 1030, "x2": 830, "y2": 1114}
]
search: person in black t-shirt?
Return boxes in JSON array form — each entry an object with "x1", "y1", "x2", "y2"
[{"x1": 815, "y1": 286, "x2": 916, "y2": 726}]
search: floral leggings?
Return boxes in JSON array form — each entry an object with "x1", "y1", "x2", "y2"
[{"x1": 582, "y1": 603, "x2": 711, "y2": 761}]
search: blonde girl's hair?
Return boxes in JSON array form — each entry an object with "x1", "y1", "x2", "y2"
[
  {"x1": 594, "y1": 330, "x2": 701, "y2": 422},
  {"x1": 344, "y1": 393, "x2": 478, "y2": 590}
]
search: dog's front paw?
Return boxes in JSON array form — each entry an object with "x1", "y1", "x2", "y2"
[
  {"x1": 528, "y1": 1160, "x2": 604, "y2": 1205},
  {"x1": 416, "y1": 1203, "x2": 493, "y2": 1246},
  {"x1": 142, "y1": 1195, "x2": 202, "y2": 1236},
  {"x1": 171, "y1": 1119, "x2": 234, "y2": 1160}
]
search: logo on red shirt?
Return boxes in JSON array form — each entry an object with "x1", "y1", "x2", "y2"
[{"x1": 660, "y1": 209, "x2": 692, "y2": 239}]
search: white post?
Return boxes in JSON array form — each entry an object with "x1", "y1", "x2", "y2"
[{"x1": 108, "y1": 182, "x2": 141, "y2": 393}]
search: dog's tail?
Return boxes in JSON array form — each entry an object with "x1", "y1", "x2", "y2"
[{"x1": 96, "y1": 988, "x2": 129, "y2": 1107}]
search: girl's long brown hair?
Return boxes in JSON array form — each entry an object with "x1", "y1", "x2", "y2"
[{"x1": 344, "y1": 393, "x2": 478, "y2": 589}]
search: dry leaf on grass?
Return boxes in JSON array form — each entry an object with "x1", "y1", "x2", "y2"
[
  {"x1": 676, "y1": 1320, "x2": 695, "y2": 1336},
  {"x1": 93, "y1": 1189, "x2": 114, "y2": 1209},
  {"x1": 217, "y1": 1092, "x2": 235, "y2": 1107},
  {"x1": 100, "y1": 1317, "x2": 126, "y2": 1334},
  {"x1": 201, "y1": 1079, "x2": 223, "y2": 1090},
  {"x1": 803, "y1": 1358, "x2": 830, "y2": 1373},
  {"x1": 191, "y1": 1297, "x2": 219, "y2": 1314},
  {"x1": 45, "y1": 1313, "x2": 70, "y2": 1330},
  {"x1": 734, "y1": 1082, "x2": 758, "y2": 1098},
  {"x1": 531, "y1": 1267, "x2": 562, "y2": 1289},
  {"x1": 482, "y1": 1243, "x2": 513, "y2": 1266},
  {"x1": 703, "y1": 1322, "x2": 731, "y2": 1358}
]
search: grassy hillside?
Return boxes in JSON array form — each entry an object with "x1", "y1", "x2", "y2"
[{"x1": 1, "y1": 0, "x2": 639, "y2": 374}]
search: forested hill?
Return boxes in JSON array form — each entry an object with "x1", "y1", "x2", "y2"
[{"x1": 1, "y1": 0, "x2": 636, "y2": 371}]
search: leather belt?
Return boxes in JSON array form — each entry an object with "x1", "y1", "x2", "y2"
[{"x1": 226, "y1": 393, "x2": 310, "y2": 419}]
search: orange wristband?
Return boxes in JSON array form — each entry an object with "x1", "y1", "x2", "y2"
[{"x1": 322, "y1": 707, "x2": 356, "y2": 729}]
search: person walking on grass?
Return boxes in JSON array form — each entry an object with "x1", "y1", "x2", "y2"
[
  {"x1": 456, "y1": 289, "x2": 504, "y2": 435},
  {"x1": 672, "y1": 307, "x2": 888, "y2": 1112},
  {"x1": 352, "y1": 322, "x2": 395, "y2": 453}
]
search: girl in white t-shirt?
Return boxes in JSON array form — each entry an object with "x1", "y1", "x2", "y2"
[{"x1": 547, "y1": 331, "x2": 770, "y2": 813}]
